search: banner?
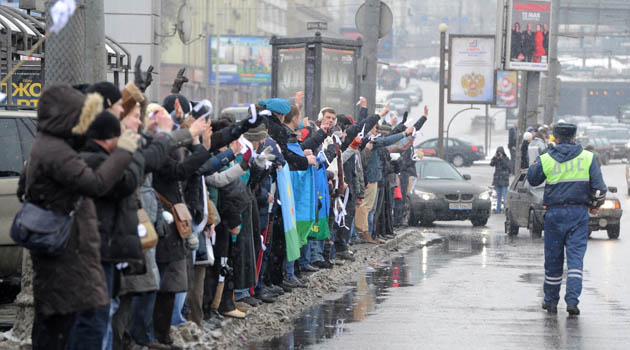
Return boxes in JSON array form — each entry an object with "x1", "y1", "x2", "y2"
[
  {"x1": 277, "y1": 47, "x2": 305, "y2": 101},
  {"x1": 495, "y1": 70, "x2": 518, "y2": 108},
  {"x1": 448, "y1": 35, "x2": 496, "y2": 104},
  {"x1": 276, "y1": 165, "x2": 301, "y2": 262},
  {"x1": 309, "y1": 164, "x2": 331, "y2": 241},
  {"x1": 208, "y1": 36, "x2": 271, "y2": 85},
  {"x1": 320, "y1": 48, "x2": 356, "y2": 116},
  {"x1": 291, "y1": 167, "x2": 316, "y2": 246},
  {"x1": 1, "y1": 70, "x2": 42, "y2": 107},
  {"x1": 506, "y1": 0, "x2": 551, "y2": 71}
]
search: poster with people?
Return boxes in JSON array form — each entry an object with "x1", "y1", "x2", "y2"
[
  {"x1": 495, "y1": 70, "x2": 518, "y2": 108},
  {"x1": 448, "y1": 35, "x2": 496, "y2": 104},
  {"x1": 506, "y1": 0, "x2": 551, "y2": 71}
]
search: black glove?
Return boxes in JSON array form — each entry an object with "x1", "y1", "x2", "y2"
[
  {"x1": 413, "y1": 115, "x2": 428, "y2": 131},
  {"x1": 170, "y1": 68, "x2": 189, "y2": 94},
  {"x1": 134, "y1": 56, "x2": 154, "y2": 93}
]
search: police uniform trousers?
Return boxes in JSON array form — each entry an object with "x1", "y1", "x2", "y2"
[{"x1": 543, "y1": 205, "x2": 589, "y2": 307}]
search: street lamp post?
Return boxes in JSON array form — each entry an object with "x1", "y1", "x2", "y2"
[{"x1": 438, "y1": 23, "x2": 448, "y2": 159}]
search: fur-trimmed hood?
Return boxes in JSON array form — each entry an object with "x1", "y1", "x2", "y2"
[{"x1": 37, "y1": 85, "x2": 103, "y2": 138}]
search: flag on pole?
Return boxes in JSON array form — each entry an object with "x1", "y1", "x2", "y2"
[
  {"x1": 49, "y1": 0, "x2": 77, "y2": 34},
  {"x1": 291, "y1": 166, "x2": 316, "y2": 246},
  {"x1": 309, "y1": 164, "x2": 331, "y2": 240},
  {"x1": 276, "y1": 165, "x2": 301, "y2": 262}
]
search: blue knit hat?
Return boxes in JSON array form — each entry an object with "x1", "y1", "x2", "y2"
[{"x1": 258, "y1": 98, "x2": 291, "y2": 115}]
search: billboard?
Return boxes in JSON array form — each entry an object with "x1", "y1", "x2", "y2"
[
  {"x1": 208, "y1": 36, "x2": 271, "y2": 85},
  {"x1": 448, "y1": 35, "x2": 496, "y2": 104},
  {"x1": 1, "y1": 70, "x2": 41, "y2": 107},
  {"x1": 506, "y1": 0, "x2": 551, "y2": 71},
  {"x1": 276, "y1": 47, "x2": 306, "y2": 101},
  {"x1": 320, "y1": 48, "x2": 356, "y2": 116},
  {"x1": 495, "y1": 70, "x2": 518, "y2": 108}
]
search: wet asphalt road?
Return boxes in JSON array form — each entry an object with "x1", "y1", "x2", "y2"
[{"x1": 249, "y1": 162, "x2": 630, "y2": 350}]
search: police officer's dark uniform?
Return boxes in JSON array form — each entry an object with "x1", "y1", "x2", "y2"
[{"x1": 527, "y1": 123, "x2": 607, "y2": 315}]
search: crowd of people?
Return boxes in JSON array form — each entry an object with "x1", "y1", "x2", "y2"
[
  {"x1": 19, "y1": 66, "x2": 428, "y2": 350},
  {"x1": 510, "y1": 22, "x2": 549, "y2": 63}
]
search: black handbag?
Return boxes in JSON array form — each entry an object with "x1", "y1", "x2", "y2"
[{"x1": 10, "y1": 198, "x2": 81, "y2": 256}]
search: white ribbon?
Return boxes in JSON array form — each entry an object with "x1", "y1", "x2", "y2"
[
  {"x1": 193, "y1": 99, "x2": 213, "y2": 119},
  {"x1": 49, "y1": 0, "x2": 77, "y2": 34},
  {"x1": 333, "y1": 187, "x2": 350, "y2": 229},
  {"x1": 357, "y1": 125, "x2": 366, "y2": 139}
]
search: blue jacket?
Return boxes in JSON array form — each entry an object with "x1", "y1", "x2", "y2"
[
  {"x1": 527, "y1": 142, "x2": 607, "y2": 207},
  {"x1": 364, "y1": 132, "x2": 405, "y2": 183}
]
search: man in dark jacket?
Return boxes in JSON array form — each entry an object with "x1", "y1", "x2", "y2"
[
  {"x1": 508, "y1": 121, "x2": 517, "y2": 174},
  {"x1": 69, "y1": 111, "x2": 146, "y2": 349},
  {"x1": 528, "y1": 123, "x2": 607, "y2": 315},
  {"x1": 19, "y1": 87, "x2": 137, "y2": 350}
]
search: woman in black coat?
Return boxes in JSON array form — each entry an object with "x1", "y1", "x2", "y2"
[{"x1": 490, "y1": 146, "x2": 511, "y2": 214}]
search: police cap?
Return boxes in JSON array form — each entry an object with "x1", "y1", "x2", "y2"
[{"x1": 552, "y1": 122, "x2": 577, "y2": 139}]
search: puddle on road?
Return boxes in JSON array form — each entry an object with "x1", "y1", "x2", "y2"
[{"x1": 247, "y1": 233, "x2": 499, "y2": 350}]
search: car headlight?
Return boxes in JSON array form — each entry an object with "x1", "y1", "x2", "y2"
[
  {"x1": 415, "y1": 190, "x2": 436, "y2": 200},
  {"x1": 626, "y1": 142, "x2": 630, "y2": 148},
  {"x1": 478, "y1": 191, "x2": 491, "y2": 201},
  {"x1": 600, "y1": 199, "x2": 620, "y2": 210}
]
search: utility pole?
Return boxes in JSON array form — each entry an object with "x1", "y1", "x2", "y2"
[
  {"x1": 213, "y1": 14, "x2": 221, "y2": 119},
  {"x1": 437, "y1": 23, "x2": 448, "y2": 159},
  {"x1": 84, "y1": 1, "x2": 106, "y2": 83},
  {"x1": 515, "y1": 72, "x2": 528, "y2": 171},
  {"x1": 360, "y1": 0, "x2": 380, "y2": 113},
  {"x1": 543, "y1": 0, "x2": 560, "y2": 125},
  {"x1": 44, "y1": 0, "x2": 86, "y2": 86}
]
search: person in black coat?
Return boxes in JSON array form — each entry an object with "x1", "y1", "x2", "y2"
[{"x1": 490, "y1": 146, "x2": 511, "y2": 214}]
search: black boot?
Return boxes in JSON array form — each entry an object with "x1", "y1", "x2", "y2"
[
  {"x1": 567, "y1": 305, "x2": 580, "y2": 316},
  {"x1": 542, "y1": 303, "x2": 557, "y2": 314}
]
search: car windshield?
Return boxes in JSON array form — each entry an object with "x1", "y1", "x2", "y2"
[
  {"x1": 417, "y1": 161, "x2": 463, "y2": 180},
  {"x1": 390, "y1": 98, "x2": 405, "y2": 104}
]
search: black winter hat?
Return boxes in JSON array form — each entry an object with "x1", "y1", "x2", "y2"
[
  {"x1": 162, "y1": 94, "x2": 192, "y2": 115},
  {"x1": 86, "y1": 111, "x2": 121, "y2": 140},
  {"x1": 553, "y1": 122, "x2": 577, "y2": 139},
  {"x1": 87, "y1": 81, "x2": 122, "y2": 110}
]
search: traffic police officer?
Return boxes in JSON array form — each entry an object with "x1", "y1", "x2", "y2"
[{"x1": 527, "y1": 122, "x2": 607, "y2": 315}]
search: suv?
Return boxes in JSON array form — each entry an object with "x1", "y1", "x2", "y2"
[{"x1": 0, "y1": 109, "x2": 37, "y2": 282}]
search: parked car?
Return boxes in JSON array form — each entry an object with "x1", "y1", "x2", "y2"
[
  {"x1": 220, "y1": 104, "x2": 251, "y2": 122},
  {"x1": 388, "y1": 89, "x2": 422, "y2": 106},
  {"x1": 576, "y1": 136, "x2": 612, "y2": 165},
  {"x1": 590, "y1": 115, "x2": 618, "y2": 125},
  {"x1": 471, "y1": 115, "x2": 495, "y2": 129},
  {"x1": 388, "y1": 97, "x2": 409, "y2": 116},
  {"x1": 0, "y1": 109, "x2": 37, "y2": 284},
  {"x1": 416, "y1": 137, "x2": 485, "y2": 167},
  {"x1": 504, "y1": 171, "x2": 623, "y2": 239},
  {"x1": 418, "y1": 66, "x2": 439, "y2": 81},
  {"x1": 599, "y1": 128, "x2": 629, "y2": 160},
  {"x1": 407, "y1": 157, "x2": 491, "y2": 227}
]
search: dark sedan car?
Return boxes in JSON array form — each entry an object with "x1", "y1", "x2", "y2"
[
  {"x1": 416, "y1": 137, "x2": 485, "y2": 167},
  {"x1": 504, "y1": 171, "x2": 623, "y2": 239},
  {"x1": 407, "y1": 158, "x2": 492, "y2": 227}
]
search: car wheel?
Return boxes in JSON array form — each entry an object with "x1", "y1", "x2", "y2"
[
  {"x1": 452, "y1": 154, "x2": 465, "y2": 167},
  {"x1": 471, "y1": 216, "x2": 489, "y2": 227},
  {"x1": 528, "y1": 209, "x2": 543, "y2": 238},
  {"x1": 607, "y1": 224, "x2": 620, "y2": 239},
  {"x1": 505, "y1": 210, "x2": 519, "y2": 236},
  {"x1": 419, "y1": 217, "x2": 434, "y2": 227}
]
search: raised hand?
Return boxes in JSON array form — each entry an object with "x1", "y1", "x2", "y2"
[{"x1": 170, "y1": 68, "x2": 189, "y2": 94}]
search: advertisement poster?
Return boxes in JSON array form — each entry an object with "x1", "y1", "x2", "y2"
[
  {"x1": 208, "y1": 36, "x2": 271, "y2": 85},
  {"x1": 1, "y1": 70, "x2": 41, "y2": 107},
  {"x1": 277, "y1": 47, "x2": 306, "y2": 101},
  {"x1": 495, "y1": 70, "x2": 518, "y2": 108},
  {"x1": 320, "y1": 48, "x2": 356, "y2": 116},
  {"x1": 448, "y1": 35, "x2": 496, "y2": 104},
  {"x1": 506, "y1": 0, "x2": 551, "y2": 71}
]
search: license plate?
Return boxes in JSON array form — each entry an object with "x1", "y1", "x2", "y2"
[{"x1": 449, "y1": 203, "x2": 472, "y2": 210}]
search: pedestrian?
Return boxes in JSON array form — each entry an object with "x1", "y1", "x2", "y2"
[
  {"x1": 490, "y1": 146, "x2": 510, "y2": 214},
  {"x1": 528, "y1": 127, "x2": 547, "y2": 166},
  {"x1": 18, "y1": 86, "x2": 137, "y2": 350},
  {"x1": 527, "y1": 122, "x2": 607, "y2": 315}
]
